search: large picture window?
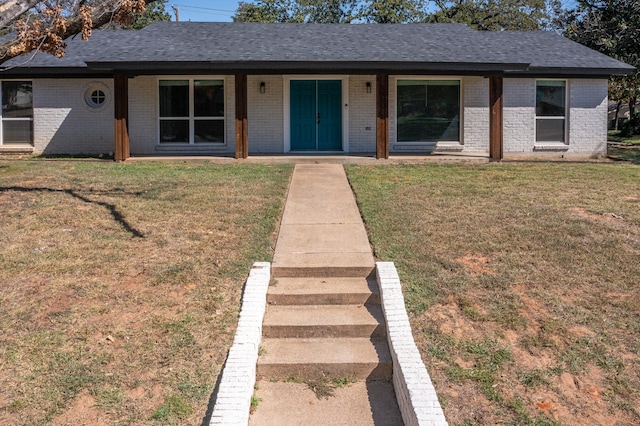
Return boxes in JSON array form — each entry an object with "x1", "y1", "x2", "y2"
[
  {"x1": 1, "y1": 81, "x2": 33, "y2": 145},
  {"x1": 397, "y1": 80, "x2": 460, "y2": 142},
  {"x1": 159, "y1": 79, "x2": 224, "y2": 144},
  {"x1": 536, "y1": 80, "x2": 566, "y2": 143}
]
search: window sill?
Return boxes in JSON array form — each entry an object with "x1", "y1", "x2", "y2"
[
  {"x1": 434, "y1": 142, "x2": 464, "y2": 152},
  {"x1": 533, "y1": 144, "x2": 569, "y2": 152},
  {"x1": 155, "y1": 143, "x2": 227, "y2": 152},
  {"x1": 392, "y1": 142, "x2": 437, "y2": 153},
  {"x1": 0, "y1": 145, "x2": 34, "y2": 153}
]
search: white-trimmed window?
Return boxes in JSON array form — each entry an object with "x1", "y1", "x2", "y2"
[
  {"x1": 1, "y1": 81, "x2": 33, "y2": 145},
  {"x1": 397, "y1": 79, "x2": 460, "y2": 143},
  {"x1": 158, "y1": 78, "x2": 224, "y2": 144},
  {"x1": 536, "y1": 80, "x2": 567, "y2": 144}
]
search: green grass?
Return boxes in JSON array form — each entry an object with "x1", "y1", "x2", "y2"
[
  {"x1": 0, "y1": 159, "x2": 292, "y2": 425},
  {"x1": 608, "y1": 130, "x2": 640, "y2": 144},
  {"x1": 347, "y1": 162, "x2": 640, "y2": 425}
]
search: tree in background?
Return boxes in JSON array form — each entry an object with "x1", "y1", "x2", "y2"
[
  {"x1": 0, "y1": 0, "x2": 156, "y2": 66},
  {"x1": 564, "y1": 0, "x2": 640, "y2": 131},
  {"x1": 428, "y1": 0, "x2": 563, "y2": 30},
  {"x1": 234, "y1": 0, "x2": 561, "y2": 29},
  {"x1": 235, "y1": 0, "x2": 358, "y2": 23}
]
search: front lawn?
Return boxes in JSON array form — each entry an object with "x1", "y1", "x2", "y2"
[
  {"x1": 0, "y1": 160, "x2": 291, "y2": 425},
  {"x1": 347, "y1": 163, "x2": 640, "y2": 425}
]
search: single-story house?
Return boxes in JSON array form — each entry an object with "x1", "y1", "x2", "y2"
[{"x1": 0, "y1": 22, "x2": 634, "y2": 160}]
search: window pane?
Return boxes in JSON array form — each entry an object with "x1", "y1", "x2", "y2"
[
  {"x1": 194, "y1": 80, "x2": 224, "y2": 117},
  {"x1": 159, "y1": 80, "x2": 189, "y2": 117},
  {"x1": 159, "y1": 119, "x2": 189, "y2": 143},
  {"x1": 397, "y1": 80, "x2": 460, "y2": 142},
  {"x1": 536, "y1": 118, "x2": 565, "y2": 142},
  {"x1": 2, "y1": 81, "x2": 33, "y2": 118},
  {"x1": 2, "y1": 120, "x2": 33, "y2": 144},
  {"x1": 194, "y1": 120, "x2": 224, "y2": 143},
  {"x1": 536, "y1": 81, "x2": 565, "y2": 117}
]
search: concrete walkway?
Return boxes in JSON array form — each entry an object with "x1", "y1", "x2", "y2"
[
  {"x1": 251, "y1": 164, "x2": 403, "y2": 425},
  {"x1": 271, "y1": 164, "x2": 374, "y2": 277}
]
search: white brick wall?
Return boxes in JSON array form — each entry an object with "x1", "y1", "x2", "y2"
[
  {"x1": 462, "y1": 77, "x2": 489, "y2": 152},
  {"x1": 568, "y1": 79, "x2": 608, "y2": 156},
  {"x1": 209, "y1": 262, "x2": 270, "y2": 426},
  {"x1": 247, "y1": 75, "x2": 284, "y2": 153},
  {"x1": 504, "y1": 78, "x2": 608, "y2": 157},
  {"x1": 348, "y1": 75, "x2": 376, "y2": 153},
  {"x1": 33, "y1": 79, "x2": 114, "y2": 155},
  {"x1": 503, "y1": 78, "x2": 536, "y2": 153},
  {"x1": 25, "y1": 75, "x2": 609, "y2": 158},
  {"x1": 376, "y1": 262, "x2": 448, "y2": 426},
  {"x1": 129, "y1": 76, "x2": 156, "y2": 155}
]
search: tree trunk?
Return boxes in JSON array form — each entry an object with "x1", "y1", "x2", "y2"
[
  {"x1": 630, "y1": 97, "x2": 637, "y2": 117},
  {"x1": 614, "y1": 100, "x2": 621, "y2": 130}
]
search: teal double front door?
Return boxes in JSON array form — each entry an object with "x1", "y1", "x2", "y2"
[{"x1": 290, "y1": 80, "x2": 343, "y2": 151}]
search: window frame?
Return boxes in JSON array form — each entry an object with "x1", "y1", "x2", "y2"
[
  {"x1": 1, "y1": 80, "x2": 34, "y2": 146},
  {"x1": 394, "y1": 76, "x2": 463, "y2": 145},
  {"x1": 157, "y1": 76, "x2": 226, "y2": 145},
  {"x1": 535, "y1": 79, "x2": 569, "y2": 145}
]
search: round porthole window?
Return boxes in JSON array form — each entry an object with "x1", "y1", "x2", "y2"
[
  {"x1": 84, "y1": 82, "x2": 110, "y2": 111},
  {"x1": 90, "y1": 89, "x2": 106, "y2": 106}
]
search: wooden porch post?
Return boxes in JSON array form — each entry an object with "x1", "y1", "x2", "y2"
[
  {"x1": 235, "y1": 74, "x2": 248, "y2": 159},
  {"x1": 376, "y1": 74, "x2": 389, "y2": 159},
  {"x1": 489, "y1": 76, "x2": 503, "y2": 161},
  {"x1": 114, "y1": 73, "x2": 130, "y2": 161}
]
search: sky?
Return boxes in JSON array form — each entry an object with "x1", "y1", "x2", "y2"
[{"x1": 167, "y1": 1, "x2": 242, "y2": 22}]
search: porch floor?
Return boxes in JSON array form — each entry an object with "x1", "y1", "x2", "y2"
[{"x1": 125, "y1": 151, "x2": 490, "y2": 164}]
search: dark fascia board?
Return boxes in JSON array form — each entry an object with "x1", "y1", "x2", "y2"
[
  {"x1": 85, "y1": 60, "x2": 531, "y2": 75},
  {"x1": 0, "y1": 67, "x2": 113, "y2": 78},
  {"x1": 506, "y1": 66, "x2": 636, "y2": 78}
]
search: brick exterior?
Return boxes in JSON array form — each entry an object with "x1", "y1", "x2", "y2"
[
  {"x1": 209, "y1": 262, "x2": 270, "y2": 426},
  {"x1": 503, "y1": 78, "x2": 608, "y2": 158},
  {"x1": 348, "y1": 75, "x2": 377, "y2": 153},
  {"x1": 376, "y1": 262, "x2": 448, "y2": 426},
  {"x1": 19, "y1": 76, "x2": 608, "y2": 157},
  {"x1": 462, "y1": 77, "x2": 489, "y2": 152},
  {"x1": 247, "y1": 75, "x2": 284, "y2": 153},
  {"x1": 32, "y1": 79, "x2": 114, "y2": 155}
]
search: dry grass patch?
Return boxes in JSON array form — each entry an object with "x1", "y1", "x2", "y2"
[
  {"x1": 347, "y1": 162, "x2": 640, "y2": 426},
  {"x1": 0, "y1": 159, "x2": 291, "y2": 425}
]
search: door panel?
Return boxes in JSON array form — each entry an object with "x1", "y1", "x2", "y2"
[
  {"x1": 290, "y1": 80, "x2": 316, "y2": 150},
  {"x1": 290, "y1": 80, "x2": 342, "y2": 151},
  {"x1": 317, "y1": 80, "x2": 342, "y2": 151}
]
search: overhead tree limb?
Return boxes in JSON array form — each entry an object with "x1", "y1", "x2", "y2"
[{"x1": 0, "y1": 0, "x2": 154, "y2": 67}]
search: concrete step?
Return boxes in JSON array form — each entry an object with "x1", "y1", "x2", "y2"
[
  {"x1": 271, "y1": 253, "x2": 374, "y2": 278},
  {"x1": 249, "y1": 380, "x2": 403, "y2": 426},
  {"x1": 268, "y1": 276, "x2": 380, "y2": 305},
  {"x1": 257, "y1": 337, "x2": 392, "y2": 381},
  {"x1": 263, "y1": 304, "x2": 385, "y2": 338}
]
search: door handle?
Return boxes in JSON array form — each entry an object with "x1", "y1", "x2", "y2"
[{"x1": 317, "y1": 113, "x2": 320, "y2": 124}]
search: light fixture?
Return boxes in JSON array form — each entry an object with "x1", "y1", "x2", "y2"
[
  {"x1": 260, "y1": 82, "x2": 266, "y2": 94},
  {"x1": 366, "y1": 82, "x2": 372, "y2": 93}
]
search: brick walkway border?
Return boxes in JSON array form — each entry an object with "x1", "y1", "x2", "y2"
[
  {"x1": 209, "y1": 262, "x2": 271, "y2": 426},
  {"x1": 209, "y1": 261, "x2": 448, "y2": 425},
  {"x1": 376, "y1": 262, "x2": 448, "y2": 426}
]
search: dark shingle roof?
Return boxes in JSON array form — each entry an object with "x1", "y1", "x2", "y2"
[{"x1": 2, "y1": 22, "x2": 634, "y2": 76}]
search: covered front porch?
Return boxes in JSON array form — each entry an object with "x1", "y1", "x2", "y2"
[{"x1": 111, "y1": 73, "x2": 505, "y2": 162}]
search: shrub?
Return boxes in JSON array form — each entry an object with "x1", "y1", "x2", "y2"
[{"x1": 620, "y1": 111, "x2": 640, "y2": 137}]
